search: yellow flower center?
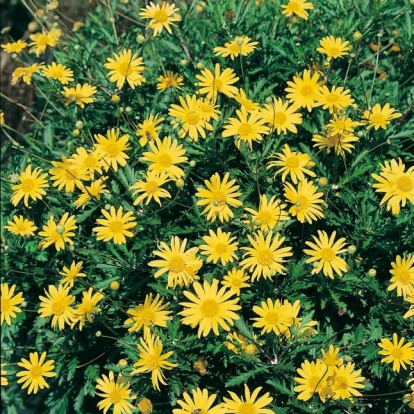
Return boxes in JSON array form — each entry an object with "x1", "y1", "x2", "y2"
[
  {"x1": 169, "y1": 255, "x2": 186, "y2": 273},
  {"x1": 396, "y1": 270, "x2": 410, "y2": 283},
  {"x1": 214, "y1": 243, "x2": 228, "y2": 254},
  {"x1": 30, "y1": 365, "x2": 43, "y2": 379},
  {"x1": 37, "y1": 34, "x2": 50, "y2": 47},
  {"x1": 334, "y1": 120, "x2": 346, "y2": 131},
  {"x1": 158, "y1": 153, "x2": 173, "y2": 167},
  {"x1": 145, "y1": 180, "x2": 159, "y2": 194},
  {"x1": 153, "y1": 10, "x2": 168, "y2": 22},
  {"x1": 52, "y1": 301, "x2": 65, "y2": 315},
  {"x1": 141, "y1": 308, "x2": 155, "y2": 325},
  {"x1": 200, "y1": 299, "x2": 219, "y2": 317},
  {"x1": 238, "y1": 123, "x2": 253, "y2": 137},
  {"x1": 212, "y1": 191, "x2": 226, "y2": 206},
  {"x1": 391, "y1": 348, "x2": 403, "y2": 359},
  {"x1": 295, "y1": 195, "x2": 308, "y2": 209},
  {"x1": 308, "y1": 374, "x2": 321, "y2": 389},
  {"x1": 274, "y1": 111, "x2": 287, "y2": 125},
  {"x1": 320, "y1": 247, "x2": 336, "y2": 261},
  {"x1": 199, "y1": 103, "x2": 213, "y2": 113},
  {"x1": 118, "y1": 61, "x2": 133, "y2": 77},
  {"x1": 1, "y1": 298, "x2": 10, "y2": 312},
  {"x1": 109, "y1": 389, "x2": 123, "y2": 404},
  {"x1": 104, "y1": 143, "x2": 120, "y2": 157},
  {"x1": 326, "y1": 93, "x2": 339, "y2": 104},
  {"x1": 265, "y1": 310, "x2": 281, "y2": 324},
  {"x1": 146, "y1": 354, "x2": 159, "y2": 370},
  {"x1": 257, "y1": 249, "x2": 274, "y2": 266},
  {"x1": 397, "y1": 175, "x2": 413, "y2": 192},
  {"x1": 328, "y1": 134, "x2": 340, "y2": 146},
  {"x1": 215, "y1": 78, "x2": 224, "y2": 90},
  {"x1": 230, "y1": 276, "x2": 242, "y2": 287},
  {"x1": 110, "y1": 220, "x2": 124, "y2": 234},
  {"x1": 300, "y1": 84, "x2": 314, "y2": 97},
  {"x1": 239, "y1": 403, "x2": 257, "y2": 414},
  {"x1": 323, "y1": 355, "x2": 338, "y2": 367},
  {"x1": 83, "y1": 155, "x2": 97, "y2": 168},
  {"x1": 185, "y1": 110, "x2": 200, "y2": 125},
  {"x1": 288, "y1": 1, "x2": 300, "y2": 11},
  {"x1": 286, "y1": 156, "x2": 300, "y2": 168},
  {"x1": 328, "y1": 46, "x2": 341, "y2": 56},
  {"x1": 89, "y1": 186, "x2": 101, "y2": 197},
  {"x1": 257, "y1": 210, "x2": 272, "y2": 224},
  {"x1": 370, "y1": 113, "x2": 385, "y2": 125},
  {"x1": 21, "y1": 179, "x2": 35, "y2": 193}
]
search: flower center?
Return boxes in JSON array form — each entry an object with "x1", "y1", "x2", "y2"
[
  {"x1": 145, "y1": 180, "x2": 159, "y2": 194},
  {"x1": 141, "y1": 309, "x2": 155, "y2": 325},
  {"x1": 239, "y1": 403, "x2": 257, "y2": 414},
  {"x1": 265, "y1": 310, "x2": 281, "y2": 325},
  {"x1": 257, "y1": 210, "x2": 272, "y2": 224},
  {"x1": 309, "y1": 375, "x2": 321, "y2": 389},
  {"x1": 153, "y1": 10, "x2": 168, "y2": 22},
  {"x1": 84, "y1": 155, "x2": 98, "y2": 168},
  {"x1": 335, "y1": 120, "x2": 346, "y2": 131},
  {"x1": 1, "y1": 298, "x2": 11, "y2": 312},
  {"x1": 118, "y1": 61, "x2": 133, "y2": 77},
  {"x1": 391, "y1": 348, "x2": 403, "y2": 359},
  {"x1": 30, "y1": 365, "x2": 43, "y2": 379},
  {"x1": 52, "y1": 301, "x2": 65, "y2": 315},
  {"x1": 238, "y1": 123, "x2": 253, "y2": 138},
  {"x1": 397, "y1": 175, "x2": 413, "y2": 192},
  {"x1": 212, "y1": 191, "x2": 226, "y2": 206},
  {"x1": 320, "y1": 247, "x2": 336, "y2": 261},
  {"x1": 257, "y1": 249, "x2": 274, "y2": 266},
  {"x1": 21, "y1": 179, "x2": 35, "y2": 193},
  {"x1": 214, "y1": 243, "x2": 228, "y2": 254},
  {"x1": 230, "y1": 276, "x2": 242, "y2": 287},
  {"x1": 229, "y1": 43, "x2": 240, "y2": 53},
  {"x1": 214, "y1": 78, "x2": 224, "y2": 90},
  {"x1": 146, "y1": 354, "x2": 159, "y2": 370},
  {"x1": 286, "y1": 156, "x2": 300, "y2": 168},
  {"x1": 328, "y1": 47, "x2": 341, "y2": 57},
  {"x1": 169, "y1": 256, "x2": 186, "y2": 273},
  {"x1": 109, "y1": 389, "x2": 123, "y2": 404},
  {"x1": 396, "y1": 270, "x2": 410, "y2": 283},
  {"x1": 334, "y1": 375, "x2": 348, "y2": 390},
  {"x1": 185, "y1": 110, "x2": 200, "y2": 125},
  {"x1": 37, "y1": 34, "x2": 50, "y2": 47},
  {"x1": 200, "y1": 299, "x2": 219, "y2": 317},
  {"x1": 104, "y1": 143, "x2": 120, "y2": 157},
  {"x1": 274, "y1": 111, "x2": 287, "y2": 125},
  {"x1": 370, "y1": 113, "x2": 385, "y2": 125},
  {"x1": 110, "y1": 220, "x2": 124, "y2": 234},
  {"x1": 158, "y1": 153, "x2": 173, "y2": 167},
  {"x1": 295, "y1": 195, "x2": 308, "y2": 209},
  {"x1": 301, "y1": 84, "x2": 314, "y2": 97},
  {"x1": 326, "y1": 93, "x2": 339, "y2": 104},
  {"x1": 328, "y1": 133, "x2": 340, "y2": 146}
]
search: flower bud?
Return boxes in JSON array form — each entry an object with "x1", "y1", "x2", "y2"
[
  {"x1": 189, "y1": 160, "x2": 196, "y2": 167},
  {"x1": 180, "y1": 59, "x2": 188, "y2": 66},
  {"x1": 347, "y1": 245, "x2": 357, "y2": 255},
  {"x1": 111, "y1": 95, "x2": 120, "y2": 103},
  {"x1": 353, "y1": 31, "x2": 362, "y2": 41},
  {"x1": 196, "y1": 62, "x2": 204, "y2": 70},
  {"x1": 56, "y1": 225, "x2": 65, "y2": 234},
  {"x1": 75, "y1": 121, "x2": 84, "y2": 129},
  {"x1": 118, "y1": 359, "x2": 128, "y2": 368},
  {"x1": 318, "y1": 177, "x2": 328, "y2": 187},
  {"x1": 95, "y1": 331, "x2": 102, "y2": 337},
  {"x1": 136, "y1": 34, "x2": 145, "y2": 44},
  {"x1": 367, "y1": 268, "x2": 376, "y2": 277},
  {"x1": 175, "y1": 179, "x2": 185, "y2": 188},
  {"x1": 110, "y1": 281, "x2": 120, "y2": 291},
  {"x1": 72, "y1": 129, "x2": 80, "y2": 136}
]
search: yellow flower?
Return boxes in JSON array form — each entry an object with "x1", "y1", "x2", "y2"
[
  {"x1": 141, "y1": 136, "x2": 187, "y2": 181},
  {"x1": 267, "y1": 144, "x2": 315, "y2": 183},
  {"x1": 223, "y1": 384, "x2": 273, "y2": 414},
  {"x1": 62, "y1": 83, "x2": 97, "y2": 108},
  {"x1": 224, "y1": 331, "x2": 260, "y2": 355},
  {"x1": 12, "y1": 63, "x2": 45, "y2": 85},
  {"x1": 371, "y1": 158, "x2": 414, "y2": 215},
  {"x1": 137, "y1": 398, "x2": 153, "y2": 414},
  {"x1": 285, "y1": 69, "x2": 321, "y2": 111},
  {"x1": 294, "y1": 360, "x2": 328, "y2": 401},
  {"x1": 317, "y1": 35, "x2": 352, "y2": 61},
  {"x1": 68, "y1": 147, "x2": 104, "y2": 180},
  {"x1": 304, "y1": 230, "x2": 348, "y2": 279},
  {"x1": 195, "y1": 172, "x2": 243, "y2": 223},
  {"x1": 71, "y1": 288, "x2": 104, "y2": 331},
  {"x1": 95, "y1": 371, "x2": 137, "y2": 414},
  {"x1": 49, "y1": 155, "x2": 89, "y2": 192},
  {"x1": 261, "y1": 97, "x2": 302, "y2": 134},
  {"x1": 139, "y1": 2, "x2": 181, "y2": 37},
  {"x1": 233, "y1": 88, "x2": 260, "y2": 111},
  {"x1": 38, "y1": 213, "x2": 77, "y2": 251},
  {"x1": 199, "y1": 228, "x2": 238, "y2": 265},
  {"x1": 1, "y1": 39, "x2": 27, "y2": 53},
  {"x1": 252, "y1": 298, "x2": 294, "y2": 335},
  {"x1": 58, "y1": 261, "x2": 86, "y2": 288},
  {"x1": 38, "y1": 284, "x2": 77, "y2": 330},
  {"x1": 173, "y1": 388, "x2": 223, "y2": 414},
  {"x1": 241, "y1": 231, "x2": 293, "y2": 282},
  {"x1": 148, "y1": 236, "x2": 202, "y2": 288},
  {"x1": 221, "y1": 268, "x2": 250, "y2": 296},
  {"x1": 4, "y1": 215, "x2": 37, "y2": 237},
  {"x1": 378, "y1": 333, "x2": 414, "y2": 372},
  {"x1": 312, "y1": 127, "x2": 359, "y2": 156},
  {"x1": 157, "y1": 71, "x2": 184, "y2": 91},
  {"x1": 124, "y1": 293, "x2": 172, "y2": 340},
  {"x1": 283, "y1": 178, "x2": 325, "y2": 224},
  {"x1": 169, "y1": 94, "x2": 213, "y2": 142},
  {"x1": 318, "y1": 345, "x2": 343, "y2": 375},
  {"x1": 213, "y1": 35, "x2": 259, "y2": 60},
  {"x1": 179, "y1": 279, "x2": 241, "y2": 337},
  {"x1": 93, "y1": 206, "x2": 137, "y2": 245},
  {"x1": 281, "y1": 0, "x2": 313, "y2": 20},
  {"x1": 129, "y1": 170, "x2": 171, "y2": 206},
  {"x1": 331, "y1": 362, "x2": 365, "y2": 400},
  {"x1": 94, "y1": 128, "x2": 131, "y2": 172},
  {"x1": 1, "y1": 283, "x2": 24, "y2": 325},
  {"x1": 315, "y1": 85, "x2": 355, "y2": 113},
  {"x1": 1, "y1": 363, "x2": 8, "y2": 386},
  {"x1": 42, "y1": 62, "x2": 74, "y2": 84},
  {"x1": 244, "y1": 194, "x2": 289, "y2": 232},
  {"x1": 131, "y1": 333, "x2": 177, "y2": 391},
  {"x1": 29, "y1": 28, "x2": 61, "y2": 56},
  {"x1": 327, "y1": 112, "x2": 360, "y2": 135},
  {"x1": 196, "y1": 63, "x2": 239, "y2": 100},
  {"x1": 16, "y1": 352, "x2": 56, "y2": 394},
  {"x1": 104, "y1": 49, "x2": 146, "y2": 89},
  {"x1": 222, "y1": 107, "x2": 269, "y2": 149},
  {"x1": 388, "y1": 254, "x2": 414, "y2": 297},
  {"x1": 74, "y1": 178, "x2": 109, "y2": 209},
  {"x1": 198, "y1": 98, "x2": 222, "y2": 122},
  {"x1": 136, "y1": 113, "x2": 164, "y2": 147},
  {"x1": 362, "y1": 103, "x2": 402, "y2": 130}
]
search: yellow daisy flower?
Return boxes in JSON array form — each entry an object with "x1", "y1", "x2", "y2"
[
  {"x1": 49, "y1": 156, "x2": 89, "y2": 192},
  {"x1": 74, "y1": 177, "x2": 109, "y2": 210},
  {"x1": 318, "y1": 345, "x2": 343, "y2": 375},
  {"x1": 233, "y1": 88, "x2": 260, "y2": 112},
  {"x1": 213, "y1": 35, "x2": 259, "y2": 60},
  {"x1": 304, "y1": 230, "x2": 348, "y2": 279},
  {"x1": 157, "y1": 71, "x2": 184, "y2": 91},
  {"x1": 283, "y1": 178, "x2": 325, "y2": 224},
  {"x1": 388, "y1": 254, "x2": 414, "y2": 297},
  {"x1": 251, "y1": 298, "x2": 293, "y2": 335},
  {"x1": 222, "y1": 107, "x2": 269, "y2": 149},
  {"x1": 221, "y1": 267, "x2": 250, "y2": 296},
  {"x1": 28, "y1": 28, "x2": 61, "y2": 56},
  {"x1": 199, "y1": 227, "x2": 238, "y2": 265},
  {"x1": 294, "y1": 359, "x2": 328, "y2": 401},
  {"x1": 95, "y1": 371, "x2": 137, "y2": 414},
  {"x1": 71, "y1": 288, "x2": 104, "y2": 331},
  {"x1": 38, "y1": 284, "x2": 77, "y2": 330},
  {"x1": 131, "y1": 333, "x2": 177, "y2": 391},
  {"x1": 104, "y1": 49, "x2": 146, "y2": 89},
  {"x1": 312, "y1": 127, "x2": 359, "y2": 156},
  {"x1": 130, "y1": 170, "x2": 171, "y2": 206},
  {"x1": 93, "y1": 206, "x2": 137, "y2": 245},
  {"x1": 282, "y1": 0, "x2": 313, "y2": 19},
  {"x1": 315, "y1": 85, "x2": 354, "y2": 113},
  {"x1": 223, "y1": 384, "x2": 273, "y2": 414},
  {"x1": 196, "y1": 63, "x2": 239, "y2": 100},
  {"x1": 62, "y1": 83, "x2": 97, "y2": 108},
  {"x1": 317, "y1": 35, "x2": 352, "y2": 61},
  {"x1": 327, "y1": 112, "x2": 360, "y2": 136},
  {"x1": 331, "y1": 362, "x2": 365, "y2": 400},
  {"x1": 362, "y1": 103, "x2": 402, "y2": 130},
  {"x1": 173, "y1": 388, "x2": 223, "y2": 414},
  {"x1": 42, "y1": 62, "x2": 74, "y2": 84},
  {"x1": 12, "y1": 63, "x2": 45, "y2": 85},
  {"x1": 195, "y1": 172, "x2": 243, "y2": 223},
  {"x1": 68, "y1": 147, "x2": 104, "y2": 180},
  {"x1": 285, "y1": 69, "x2": 321, "y2": 111},
  {"x1": 139, "y1": 2, "x2": 181, "y2": 37},
  {"x1": 179, "y1": 279, "x2": 241, "y2": 337},
  {"x1": 58, "y1": 261, "x2": 86, "y2": 288},
  {"x1": 197, "y1": 98, "x2": 222, "y2": 122},
  {"x1": 261, "y1": 97, "x2": 302, "y2": 134},
  {"x1": 1, "y1": 39, "x2": 27, "y2": 53},
  {"x1": 371, "y1": 158, "x2": 414, "y2": 215},
  {"x1": 240, "y1": 230, "x2": 293, "y2": 281},
  {"x1": 1, "y1": 283, "x2": 24, "y2": 325},
  {"x1": 38, "y1": 212, "x2": 77, "y2": 251},
  {"x1": 16, "y1": 352, "x2": 56, "y2": 395},
  {"x1": 136, "y1": 113, "x2": 164, "y2": 147},
  {"x1": 4, "y1": 215, "x2": 37, "y2": 237}
]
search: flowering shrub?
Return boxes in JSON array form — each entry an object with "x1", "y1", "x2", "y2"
[{"x1": 1, "y1": 0, "x2": 414, "y2": 413}]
